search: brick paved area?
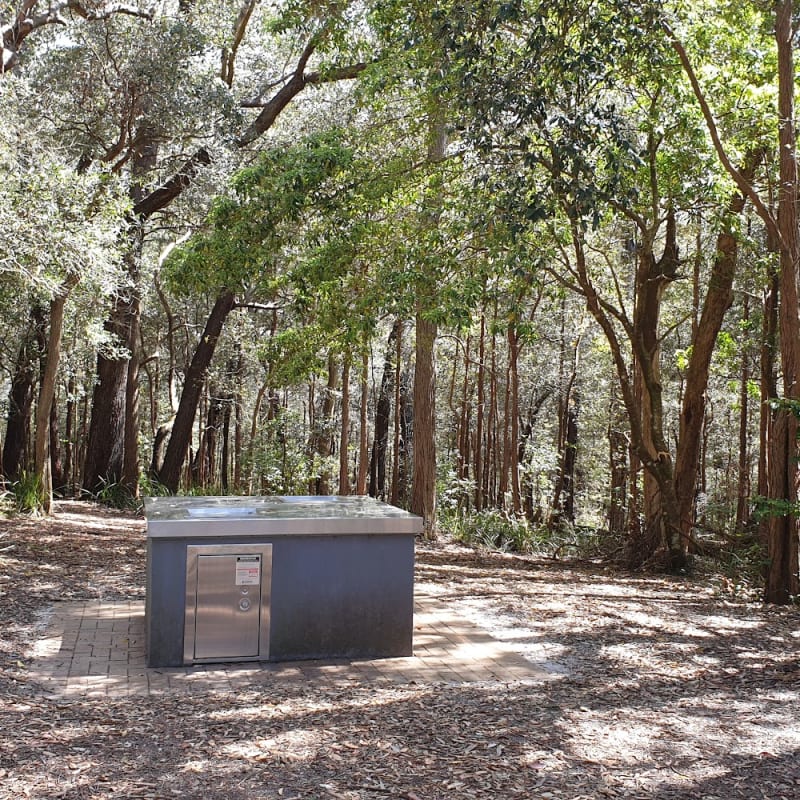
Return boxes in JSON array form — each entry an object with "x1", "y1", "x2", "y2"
[{"x1": 27, "y1": 594, "x2": 557, "y2": 698}]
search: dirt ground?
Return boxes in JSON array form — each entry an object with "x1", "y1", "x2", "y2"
[{"x1": 1, "y1": 501, "x2": 799, "y2": 800}]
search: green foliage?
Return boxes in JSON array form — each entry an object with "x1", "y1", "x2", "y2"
[
  {"x1": 91, "y1": 479, "x2": 142, "y2": 512},
  {"x1": 440, "y1": 507, "x2": 611, "y2": 560},
  {"x1": 163, "y1": 131, "x2": 355, "y2": 297},
  {"x1": 10, "y1": 472, "x2": 46, "y2": 515},
  {"x1": 139, "y1": 475, "x2": 171, "y2": 499},
  {"x1": 442, "y1": 508, "x2": 536, "y2": 553},
  {"x1": 247, "y1": 411, "x2": 318, "y2": 496},
  {"x1": 752, "y1": 495, "x2": 800, "y2": 520}
]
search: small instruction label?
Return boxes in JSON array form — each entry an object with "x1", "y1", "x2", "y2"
[{"x1": 235, "y1": 555, "x2": 261, "y2": 586}]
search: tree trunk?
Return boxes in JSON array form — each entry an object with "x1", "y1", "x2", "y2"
[
  {"x1": 554, "y1": 394, "x2": 579, "y2": 523},
  {"x1": 391, "y1": 324, "x2": 405, "y2": 505},
  {"x1": 674, "y1": 154, "x2": 760, "y2": 548},
  {"x1": 157, "y1": 290, "x2": 236, "y2": 492},
  {"x1": 50, "y1": 400, "x2": 66, "y2": 495},
  {"x1": 630, "y1": 209, "x2": 685, "y2": 568},
  {"x1": 735, "y1": 295, "x2": 751, "y2": 532},
  {"x1": 764, "y1": 0, "x2": 800, "y2": 602},
  {"x1": 608, "y1": 387, "x2": 628, "y2": 535},
  {"x1": 309, "y1": 351, "x2": 339, "y2": 495},
  {"x1": 475, "y1": 310, "x2": 486, "y2": 511},
  {"x1": 486, "y1": 322, "x2": 498, "y2": 507},
  {"x1": 356, "y1": 348, "x2": 369, "y2": 495},
  {"x1": 2, "y1": 306, "x2": 46, "y2": 483},
  {"x1": 759, "y1": 272, "x2": 780, "y2": 547},
  {"x1": 412, "y1": 313, "x2": 437, "y2": 532},
  {"x1": 339, "y1": 357, "x2": 351, "y2": 495},
  {"x1": 34, "y1": 278, "x2": 78, "y2": 511},
  {"x1": 221, "y1": 394, "x2": 232, "y2": 493},
  {"x1": 508, "y1": 324, "x2": 521, "y2": 515},
  {"x1": 196, "y1": 389, "x2": 223, "y2": 489},
  {"x1": 233, "y1": 347, "x2": 243, "y2": 491},
  {"x1": 369, "y1": 320, "x2": 399, "y2": 499},
  {"x1": 64, "y1": 374, "x2": 77, "y2": 497},
  {"x1": 121, "y1": 283, "x2": 142, "y2": 496},
  {"x1": 552, "y1": 320, "x2": 581, "y2": 523},
  {"x1": 397, "y1": 365, "x2": 412, "y2": 507}
]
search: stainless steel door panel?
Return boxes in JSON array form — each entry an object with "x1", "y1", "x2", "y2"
[
  {"x1": 194, "y1": 554, "x2": 261, "y2": 660},
  {"x1": 184, "y1": 544, "x2": 272, "y2": 664}
]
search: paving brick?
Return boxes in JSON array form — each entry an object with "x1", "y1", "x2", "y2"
[{"x1": 27, "y1": 595, "x2": 556, "y2": 698}]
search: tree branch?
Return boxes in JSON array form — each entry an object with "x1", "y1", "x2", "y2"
[
  {"x1": 663, "y1": 21, "x2": 782, "y2": 248},
  {"x1": 235, "y1": 35, "x2": 320, "y2": 146},
  {"x1": 132, "y1": 148, "x2": 212, "y2": 220},
  {"x1": 3, "y1": 0, "x2": 152, "y2": 72}
]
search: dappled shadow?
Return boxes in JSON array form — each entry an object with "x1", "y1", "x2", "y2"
[
  {"x1": 2, "y1": 505, "x2": 800, "y2": 799},
  {"x1": 6, "y1": 675, "x2": 799, "y2": 799}
]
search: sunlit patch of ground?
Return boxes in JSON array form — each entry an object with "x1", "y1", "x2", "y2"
[{"x1": 1, "y1": 505, "x2": 799, "y2": 800}]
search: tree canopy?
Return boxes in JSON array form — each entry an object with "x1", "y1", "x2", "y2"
[{"x1": 2, "y1": 0, "x2": 800, "y2": 600}]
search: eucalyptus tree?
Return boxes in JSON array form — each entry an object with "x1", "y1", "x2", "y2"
[
  {"x1": 9, "y1": 0, "x2": 371, "y2": 497},
  {"x1": 665, "y1": 1, "x2": 800, "y2": 601},
  {"x1": 0, "y1": 76, "x2": 126, "y2": 507},
  {"x1": 444, "y1": 0, "x2": 771, "y2": 570}
]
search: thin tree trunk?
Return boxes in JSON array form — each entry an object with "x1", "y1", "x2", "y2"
[
  {"x1": 759, "y1": 273, "x2": 779, "y2": 543},
  {"x1": 50, "y1": 400, "x2": 65, "y2": 495},
  {"x1": 233, "y1": 347, "x2": 243, "y2": 491},
  {"x1": 34, "y1": 277, "x2": 78, "y2": 511},
  {"x1": 412, "y1": 313, "x2": 438, "y2": 532},
  {"x1": 309, "y1": 351, "x2": 338, "y2": 495},
  {"x1": 339, "y1": 357, "x2": 351, "y2": 495},
  {"x1": 246, "y1": 379, "x2": 269, "y2": 493},
  {"x1": 475, "y1": 310, "x2": 486, "y2": 512},
  {"x1": 736, "y1": 295, "x2": 751, "y2": 532},
  {"x1": 608, "y1": 386, "x2": 628, "y2": 535},
  {"x1": 2, "y1": 306, "x2": 46, "y2": 483},
  {"x1": 357, "y1": 348, "x2": 369, "y2": 495},
  {"x1": 221, "y1": 394, "x2": 232, "y2": 493},
  {"x1": 370, "y1": 320, "x2": 399, "y2": 499},
  {"x1": 487, "y1": 322, "x2": 498, "y2": 507},
  {"x1": 391, "y1": 325, "x2": 404, "y2": 504},
  {"x1": 508, "y1": 324, "x2": 521, "y2": 515},
  {"x1": 64, "y1": 374, "x2": 77, "y2": 497}
]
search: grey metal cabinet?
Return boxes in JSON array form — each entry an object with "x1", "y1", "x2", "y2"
[{"x1": 145, "y1": 496, "x2": 421, "y2": 668}]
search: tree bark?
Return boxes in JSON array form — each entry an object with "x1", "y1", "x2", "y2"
[
  {"x1": 764, "y1": 0, "x2": 800, "y2": 602},
  {"x1": 608, "y1": 387, "x2": 628, "y2": 535},
  {"x1": 412, "y1": 313, "x2": 438, "y2": 532},
  {"x1": 474, "y1": 310, "x2": 486, "y2": 511},
  {"x1": 674, "y1": 154, "x2": 761, "y2": 548},
  {"x1": 34, "y1": 276, "x2": 78, "y2": 511},
  {"x1": 339, "y1": 357, "x2": 351, "y2": 495},
  {"x1": 2, "y1": 305, "x2": 46, "y2": 483},
  {"x1": 308, "y1": 351, "x2": 338, "y2": 495},
  {"x1": 157, "y1": 290, "x2": 237, "y2": 492},
  {"x1": 735, "y1": 295, "x2": 751, "y2": 532},
  {"x1": 507, "y1": 324, "x2": 522, "y2": 515},
  {"x1": 369, "y1": 320, "x2": 399, "y2": 499},
  {"x1": 391, "y1": 324, "x2": 405, "y2": 504},
  {"x1": 49, "y1": 400, "x2": 65, "y2": 495},
  {"x1": 356, "y1": 348, "x2": 369, "y2": 495}
]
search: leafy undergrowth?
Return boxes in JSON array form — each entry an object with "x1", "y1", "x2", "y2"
[{"x1": 1, "y1": 502, "x2": 799, "y2": 800}]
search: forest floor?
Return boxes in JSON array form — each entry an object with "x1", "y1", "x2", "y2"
[{"x1": 1, "y1": 502, "x2": 799, "y2": 800}]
